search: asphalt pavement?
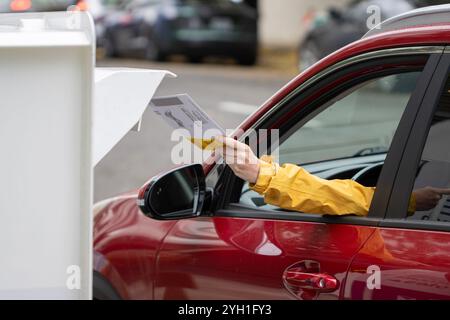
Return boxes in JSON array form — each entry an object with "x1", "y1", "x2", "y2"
[{"x1": 94, "y1": 58, "x2": 295, "y2": 202}]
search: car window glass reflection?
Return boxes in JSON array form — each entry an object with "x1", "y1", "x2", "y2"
[{"x1": 278, "y1": 72, "x2": 420, "y2": 165}]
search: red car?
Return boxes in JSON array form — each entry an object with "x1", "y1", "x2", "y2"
[{"x1": 93, "y1": 5, "x2": 450, "y2": 300}]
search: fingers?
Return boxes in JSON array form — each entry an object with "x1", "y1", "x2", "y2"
[
  {"x1": 213, "y1": 136, "x2": 259, "y2": 167},
  {"x1": 432, "y1": 187, "x2": 450, "y2": 196},
  {"x1": 414, "y1": 186, "x2": 450, "y2": 211},
  {"x1": 216, "y1": 136, "x2": 239, "y2": 153},
  {"x1": 215, "y1": 136, "x2": 245, "y2": 158}
]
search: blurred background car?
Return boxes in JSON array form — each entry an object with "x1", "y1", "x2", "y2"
[
  {"x1": 100, "y1": 0, "x2": 258, "y2": 65},
  {"x1": 0, "y1": 0, "x2": 73, "y2": 12},
  {"x1": 73, "y1": 0, "x2": 124, "y2": 48},
  {"x1": 0, "y1": 0, "x2": 120, "y2": 47},
  {"x1": 297, "y1": 0, "x2": 450, "y2": 71}
]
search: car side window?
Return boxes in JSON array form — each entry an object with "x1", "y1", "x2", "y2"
[
  {"x1": 277, "y1": 73, "x2": 419, "y2": 165},
  {"x1": 407, "y1": 73, "x2": 450, "y2": 223},
  {"x1": 237, "y1": 70, "x2": 423, "y2": 213}
]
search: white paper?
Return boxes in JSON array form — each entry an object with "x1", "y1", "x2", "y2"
[{"x1": 149, "y1": 94, "x2": 225, "y2": 139}]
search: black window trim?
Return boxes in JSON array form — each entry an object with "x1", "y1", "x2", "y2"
[
  {"x1": 381, "y1": 51, "x2": 450, "y2": 232},
  {"x1": 368, "y1": 53, "x2": 444, "y2": 220},
  {"x1": 215, "y1": 203, "x2": 383, "y2": 226},
  {"x1": 206, "y1": 48, "x2": 445, "y2": 227}
]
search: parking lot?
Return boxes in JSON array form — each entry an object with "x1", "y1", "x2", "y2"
[{"x1": 94, "y1": 57, "x2": 295, "y2": 201}]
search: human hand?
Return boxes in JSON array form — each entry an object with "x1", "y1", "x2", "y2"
[
  {"x1": 413, "y1": 186, "x2": 450, "y2": 211},
  {"x1": 214, "y1": 136, "x2": 261, "y2": 184}
]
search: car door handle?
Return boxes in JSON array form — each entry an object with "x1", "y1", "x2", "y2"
[{"x1": 284, "y1": 270, "x2": 338, "y2": 292}]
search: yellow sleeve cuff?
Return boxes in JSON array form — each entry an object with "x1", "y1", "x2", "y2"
[
  {"x1": 249, "y1": 155, "x2": 278, "y2": 194},
  {"x1": 407, "y1": 193, "x2": 416, "y2": 216}
]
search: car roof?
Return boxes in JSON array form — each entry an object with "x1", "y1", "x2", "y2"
[{"x1": 363, "y1": 4, "x2": 450, "y2": 38}]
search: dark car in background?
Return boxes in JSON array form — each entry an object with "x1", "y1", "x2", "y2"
[
  {"x1": 298, "y1": 0, "x2": 449, "y2": 71},
  {"x1": 102, "y1": 0, "x2": 258, "y2": 65}
]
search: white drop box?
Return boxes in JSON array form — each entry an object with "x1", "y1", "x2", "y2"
[{"x1": 0, "y1": 11, "x2": 174, "y2": 299}]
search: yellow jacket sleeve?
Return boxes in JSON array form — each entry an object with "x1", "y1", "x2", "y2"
[{"x1": 249, "y1": 156, "x2": 375, "y2": 216}]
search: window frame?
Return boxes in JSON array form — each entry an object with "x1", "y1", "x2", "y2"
[
  {"x1": 205, "y1": 46, "x2": 445, "y2": 227},
  {"x1": 382, "y1": 51, "x2": 450, "y2": 232}
]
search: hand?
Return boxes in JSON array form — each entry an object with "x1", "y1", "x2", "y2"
[
  {"x1": 413, "y1": 186, "x2": 450, "y2": 211},
  {"x1": 214, "y1": 136, "x2": 261, "y2": 184}
]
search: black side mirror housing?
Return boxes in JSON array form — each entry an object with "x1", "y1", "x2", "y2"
[{"x1": 137, "y1": 164, "x2": 210, "y2": 220}]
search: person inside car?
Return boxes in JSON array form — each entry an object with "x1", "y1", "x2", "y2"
[{"x1": 214, "y1": 136, "x2": 450, "y2": 216}]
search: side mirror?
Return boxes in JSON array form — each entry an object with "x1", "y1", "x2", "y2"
[{"x1": 137, "y1": 164, "x2": 209, "y2": 220}]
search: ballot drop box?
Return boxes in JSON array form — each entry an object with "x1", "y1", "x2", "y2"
[{"x1": 0, "y1": 11, "x2": 174, "y2": 299}]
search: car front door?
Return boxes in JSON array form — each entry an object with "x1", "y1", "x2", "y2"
[
  {"x1": 153, "y1": 47, "x2": 442, "y2": 300},
  {"x1": 345, "y1": 52, "x2": 450, "y2": 300}
]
